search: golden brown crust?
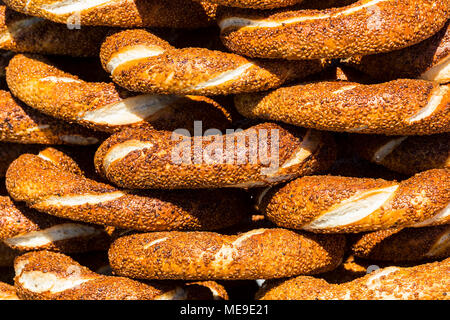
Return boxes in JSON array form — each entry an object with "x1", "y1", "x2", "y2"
[
  {"x1": 235, "y1": 80, "x2": 450, "y2": 135},
  {"x1": 0, "y1": 143, "x2": 41, "y2": 177},
  {"x1": 6, "y1": 54, "x2": 232, "y2": 133},
  {"x1": 3, "y1": 0, "x2": 217, "y2": 28},
  {"x1": 14, "y1": 251, "x2": 186, "y2": 300},
  {"x1": 257, "y1": 258, "x2": 450, "y2": 300},
  {"x1": 219, "y1": 0, "x2": 449, "y2": 59},
  {"x1": 94, "y1": 123, "x2": 336, "y2": 189},
  {"x1": 99, "y1": 29, "x2": 327, "y2": 95},
  {"x1": 350, "y1": 133, "x2": 450, "y2": 175},
  {"x1": 0, "y1": 5, "x2": 110, "y2": 56},
  {"x1": 0, "y1": 90, "x2": 100, "y2": 145},
  {"x1": 344, "y1": 21, "x2": 450, "y2": 83},
  {"x1": 195, "y1": 0, "x2": 303, "y2": 9},
  {"x1": 6, "y1": 153, "x2": 248, "y2": 231},
  {"x1": 0, "y1": 281, "x2": 18, "y2": 299},
  {"x1": 260, "y1": 169, "x2": 450, "y2": 233},
  {"x1": 108, "y1": 228, "x2": 346, "y2": 280},
  {"x1": 351, "y1": 225, "x2": 450, "y2": 261}
]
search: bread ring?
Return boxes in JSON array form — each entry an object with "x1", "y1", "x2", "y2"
[
  {"x1": 257, "y1": 258, "x2": 450, "y2": 300},
  {"x1": 235, "y1": 79, "x2": 450, "y2": 135},
  {"x1": 350, "y1": 133, "x2": 450, "y2": 175},
  {"x1": 0, "y1": 90, "x2": 100, "y2": 145},
  {"x1": 258, "y1": 169, "x2": 450, "y2": 233},
  {"x1": 0, "y1": 281, "x2": 18, "y2": 300},
  {"x1": 344, "y1": 21, "x2": 450, "y2": 84},
  {"x1": 194, "y1": 0, "x2": 303, "y2": 9},
  {"x1": 0, "y1": 5, "x2": 109, "y2": 57},
  {"x1": 6, "y1": 54, "x2": 232, "y2": 133},
  {"x1": 0, "y1": 242, "x2": 16, "y2": 266},
  {"x1": 99, "y1": 29, "x2": 327, "y2": 96},
  {"x1": 94, "y1": 123, "x2": 336, "y2": 189},
  {"x1": 6, "y1": 152, "x2": 248, "y2": 231},
  {"x1": 3, "y1": 0, "x2": 218, "y2": 28},
  {"x1": 14, "y1": 250, "x2": 195, "y2": 300},
  {"x1": 0, "y1": 196, "x2": 111, "y2": 253},
  {"x1": 108, "y1": 228, "x2": 346, "y2": 280},
  {"x1": 351, "y1": 225, "x2": 450, "y2": 261},
  {"x1": 218, "y1": 0, "x2": 449, "y2": 59}
]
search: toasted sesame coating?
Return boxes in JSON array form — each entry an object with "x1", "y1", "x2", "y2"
[
  {"x1": 0, "y1": 90, "x2": 100, "y2": 145},
  {"x1": 0, "y1": 143, "x2": 41, "y2": 177},
  {"x1": 0, "y1": 196, "x2": 111, "y2": 253},
  {"x1": 94, "y1": 123, "x2": 336, "y2": 189},
  {"x1": 351, "y1": 225, "x2": 450, "y2": 261},
  {"x1": 3, "y1": 0, "x2": 218, "y2": 28},
  {"x1": 6, "y1": 153, "x2": 248, "y2": 231},
  {"x1": 0, "y1": 242, "x2": 16, "y2": 266},
  {"x1": 0, "y1": 5, "x2": 110, "y2": 57},
  {"x1": 259, "y1": 169, "x2": 450, "y2": 233},
  {"x1": 108, "y1": 228, "x2": 346, "y2": 280},
  {"x1": 257, "y1": 258, "x2": 450, "y2": 300},
  {"x1": 235, "y1": 79, "x2": 450, "y2": 135},
  {"x1": 344, "y1": 21, "x2": 450, "y2": 83},
  {"x1": 99, "y1": 29, "x2": 327, "y2": 95},
  {"x1": 194, "y1": 0, "x2": 304, "y2": 9},
  {"x1": 219, "y1": 0, "x2": 449, "y2": 59},
  {"x1": 350, "y1": 133, "x2": 450, "y2": 175},
  {"x1": 14, "y1": 251, "x2": 190, "y2": 300},
  {"x1": 6, "y1": 54, "x2": 232, "y2": 133},
  {"x1": 0, "y1": 281, "x2": 18, "y2": 299}
]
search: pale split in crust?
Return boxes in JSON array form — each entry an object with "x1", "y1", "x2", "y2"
[
  {"x1": 5, "y1": 151, "x2": 248, "y2": 231},
  {"x1": 0, "y1": 5, "x2": 110, "y2": 56},
  {"x1": 219, "y1": 0, "x2": 449, "y2": 59},
  {"x1": 256, "y1": 258, "x2": 450, "y2": 300},
  {"x1": 99, "y1": 29, "x2": 327, "y2": 95},
  {"x1": 344, "y1": 21, "x2": 450, "y2": 84},
  {"x1": 3, "y1": 0, "x2": 218, "y2": 28},
  {"x1": 108, "y1": 228, "x2": 346, "y2": 280},
  {"x1": 6, "y1": 54, "x2": 233, "y2": 133},
  {"x1": 94, "y1": 123, "x2": 337, "y2": 189},
  {"x1": 0, "y1": 89, "x2": 101, "y2": 145},
  {"x1": 259, "y1": 169, "x2": 450, "y2": 233},
  {"x1": 350, "y1": 225, "x2": 450, "y2": 262},
  {"x1": 235, "y1": 79, "x2": 450, "y2": 135},
  {"x1": 350, "y1": 133, "x2": 450, "y2": 175}
]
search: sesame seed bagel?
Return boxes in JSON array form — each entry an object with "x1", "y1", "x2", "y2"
[
  {"x1": 235, "y1": 79, "x2": 450, "y2": 135},
  {"x1": 99, "y1": 29, "x2": 327, "y2": 96},
  {"x1": 6, "y1": 54, "x2": 232, "y2": 133},
  {"x1": 344, "y1": 21, "x2": 450, "y2": 84},
  {"x1": 219, "y1": 0, "x2": 449, "y2": 60},
  {"x1": 108, "y1": 228, "x2": 346, "y2": 280},
  {"x1": 350, "y1": 133, "x2": 450, "y2": 175},
  {"x1": 14, "y1": 250, "x2": 192, "y2": 300},
  {"x1": 0, "y1": 196, "x2": 111, "y2": 253},
  {"x1": 194, "y1": 0, "x2": 303, "y2": 9},
  {"x1": 0, "y1": 281, "x2": 18, "y2": 300},
  {"x1": 0, "y1": 90, "x2": 100, "y2": 145},
  {"x1": 0, "y1": 5, "x2": 109, "y2": 57},
  {"x1": 258, "y1": 169, "x2": 450, "y2": 233},
  {"x1": 257, "y1": 258, "x2": 450, "y2": 299},
  {"x1": 3, "y1": 0, "x2": 218, "y2": 28},
  {"x1": 6, "y1": 152, "x2": 248, "y2": 232},
  {"x1": 350, "y1": 225, "x2": 450, "y2": 262},
  {"x1": 94, "y1": 123, "x2": 336, "y2": 189}
]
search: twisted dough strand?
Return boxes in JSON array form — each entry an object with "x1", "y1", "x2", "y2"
[
  {"x1": 0, "y1": 90, "x2": 100, "y2": 145},
  {"x1": 6, "y1": 152, "x2": 247, "y2": 231},
  {"x1": 99, "y1": 29, "x2": 327, "y2": 95},
  {"x1": 94, "y1": 123, "x2": 336, "y2": 189},
  {"x1": 6, "y1": 54, "x2": 232, "y2": 133},
  {"x1": 0, "y1": 282, "x2": 17, "y2": 300},
  {"x1": 257, "y1": 258, "x2": 450, "y2": 300},
  {"x1": 109, "y1": 228, "x2": 346, "y2": 280},
  {"x1": 3, "y1": 0, "x2": 218, "y2": 28},
  {"x1": 235, "y1": 79, "x2": 450, "y2": 135},
  {"x1": 259, "y1": 169, "x2": 450, "y2": 233},
  {"x1": 219, "y1": 0, "x2": 449, "y2": 59}
]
